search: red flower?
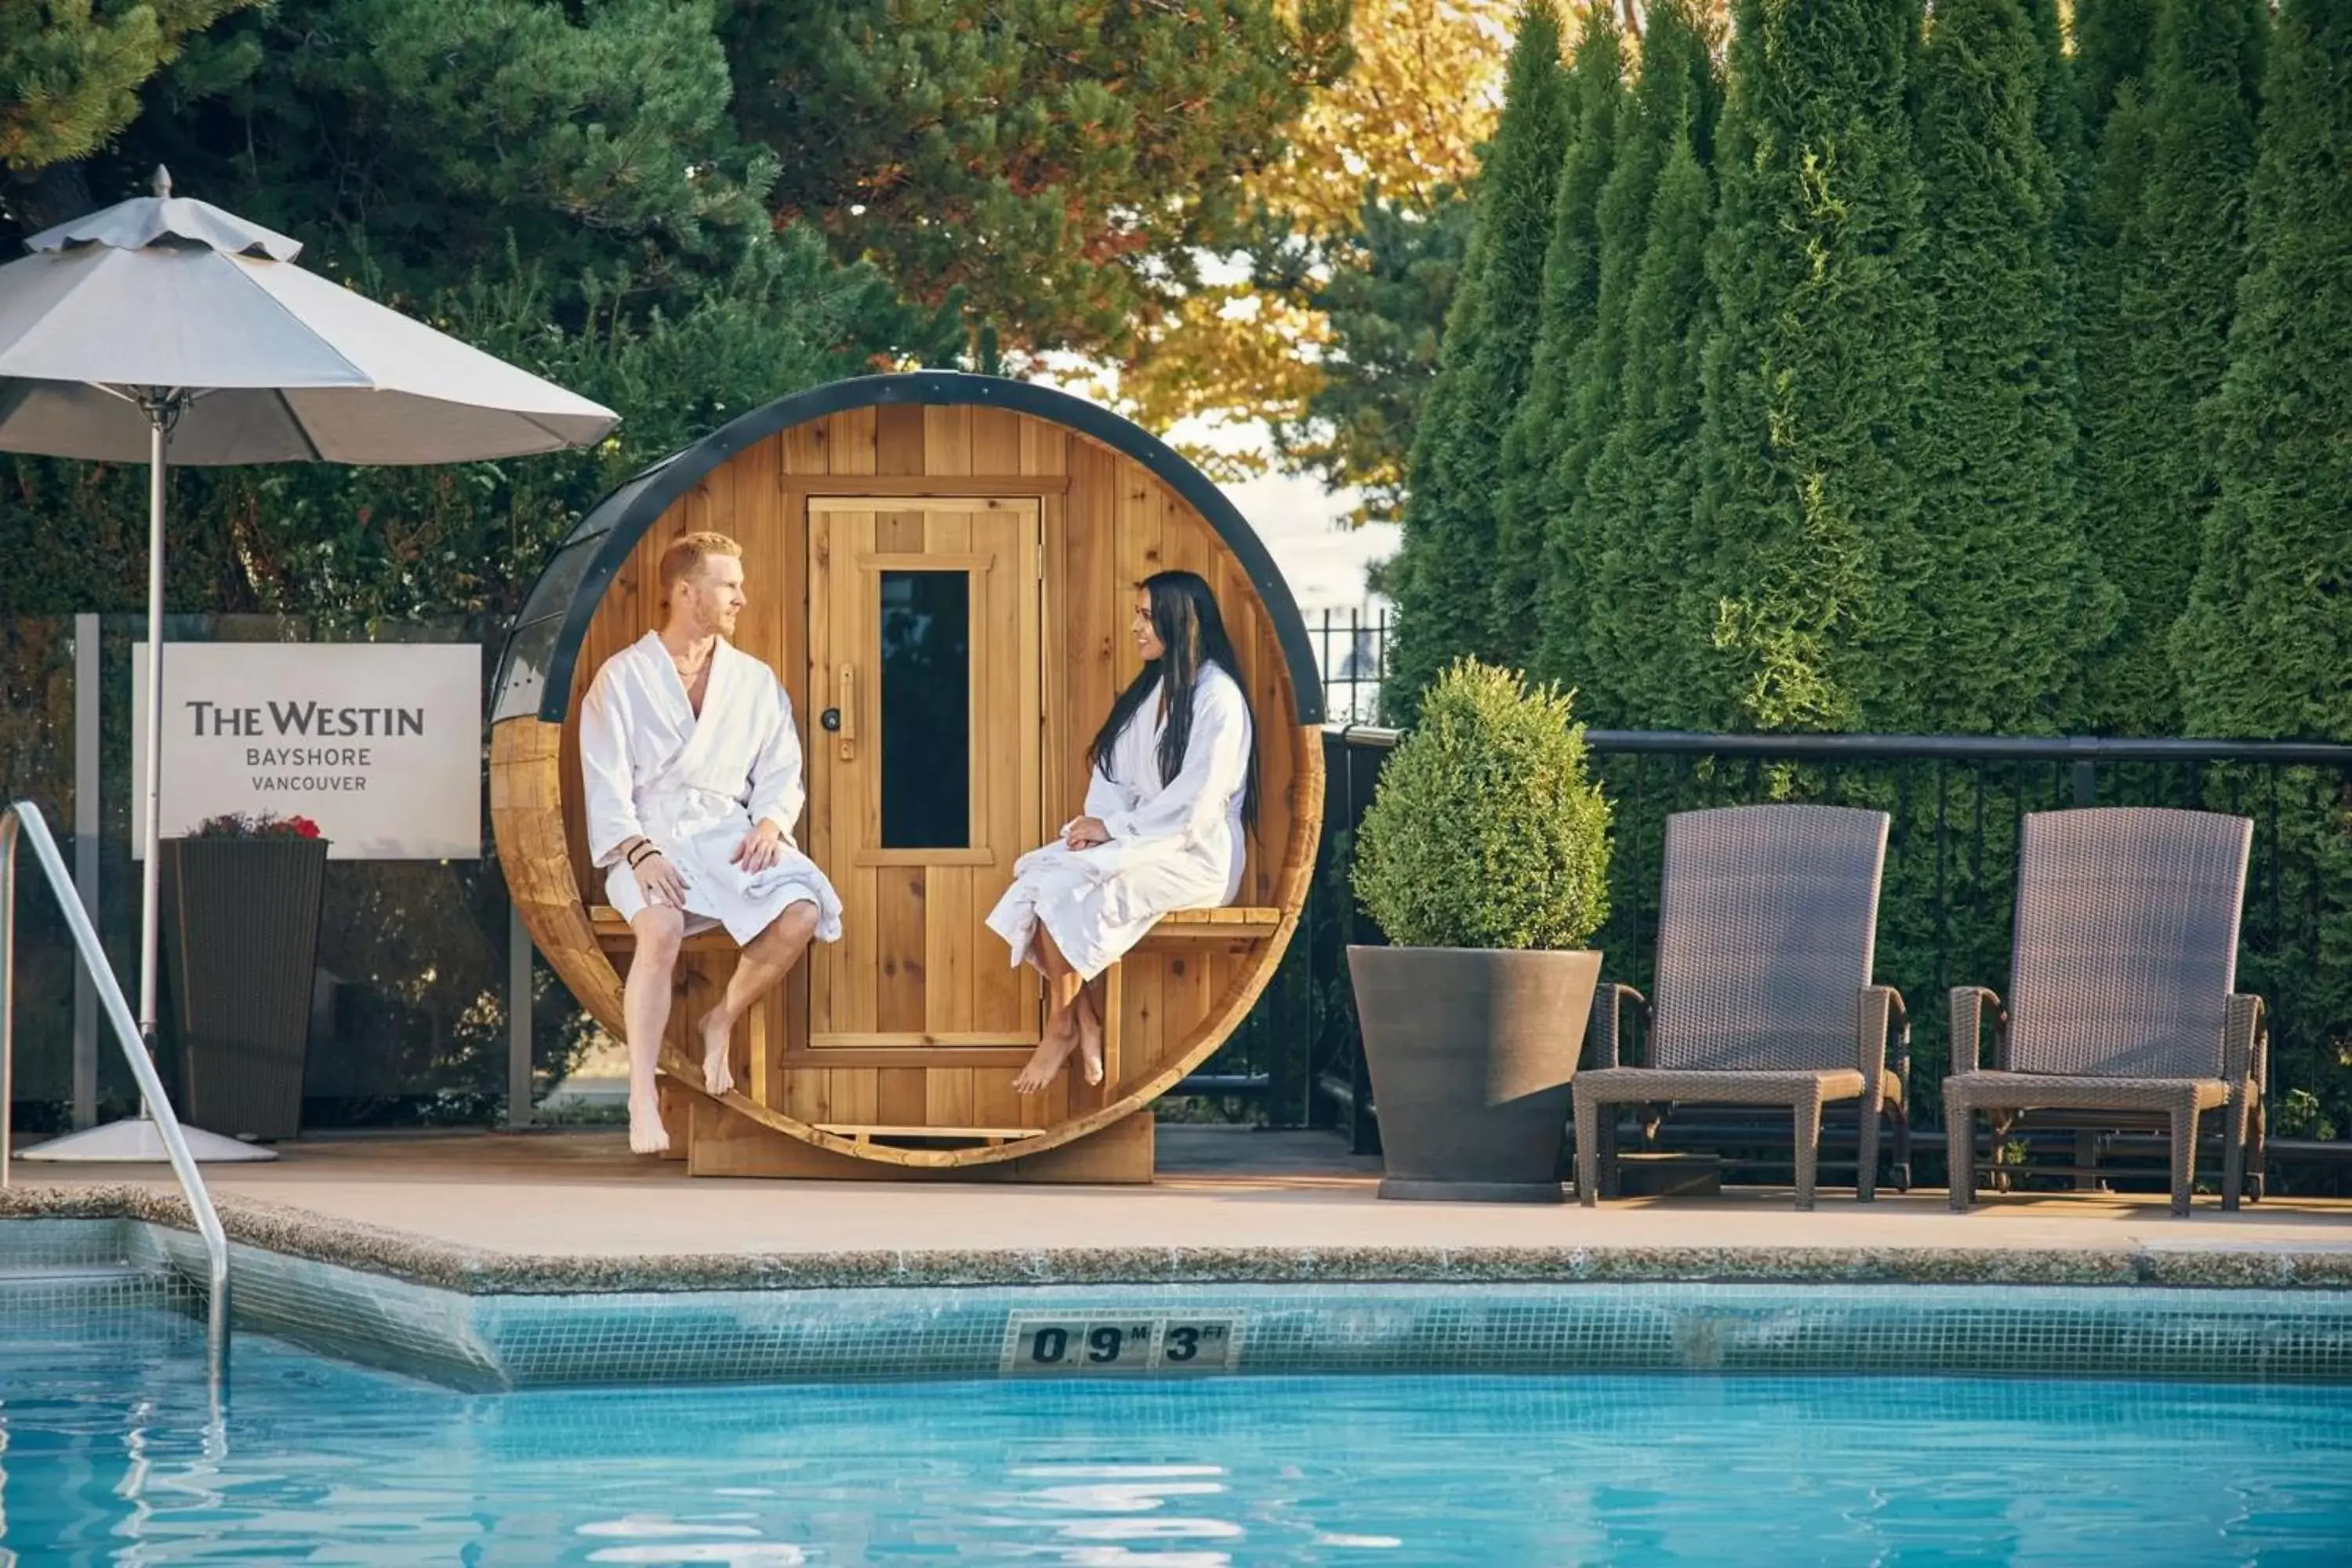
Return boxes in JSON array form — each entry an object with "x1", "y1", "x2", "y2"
[{"x1": 187, "y1": 810, "x2": 325, "y2": 841}]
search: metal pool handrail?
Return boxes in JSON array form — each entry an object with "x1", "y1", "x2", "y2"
[{"x1": 1, "y1": 800, "x2": 230, "y2": 1392}]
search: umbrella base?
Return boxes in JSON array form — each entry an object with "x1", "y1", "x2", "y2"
[{"x1": 19, "y1": 1117, "x2": 278, "y2": 1163}]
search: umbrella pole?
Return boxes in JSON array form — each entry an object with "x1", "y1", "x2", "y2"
[{"x1": 139, "y1": 408, "x2": 166, "y2": 1073}]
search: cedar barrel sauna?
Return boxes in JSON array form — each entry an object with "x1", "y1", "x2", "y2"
[{"x1": 489, "y1": 372, "x2": 1325, "y2": 1181}]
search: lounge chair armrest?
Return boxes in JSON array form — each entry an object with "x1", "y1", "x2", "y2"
[
  {"x1": 1949, "y1": 986, "x2": 2005, "y2": 1076},
  {"x1": 1588, "y1": 983, "x2": 1650, "y2": 1069},
  {"x1": 2225, "y1": 993, "x2": 2267, "y2": 1091},
  {"x1": 1859, "y1": 985, "x2": 1909, "y2": 1096}
]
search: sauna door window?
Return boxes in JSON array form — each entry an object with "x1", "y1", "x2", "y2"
[{"x1": 878, "y1": 568, "x2": 971, "y2": 849}]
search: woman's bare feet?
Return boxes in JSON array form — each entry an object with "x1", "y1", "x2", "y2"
[
  {"x1": 697, "y1": 1013, "x2": 735, "y2": 1096},
  {"x1": 1075, "y1": 993, "x2": 1105, "y2": 1087},
  {"x1": 1014, "y1": 1008, "x2": 1080, "y2": 1095},
  {"x1": 628, "y1": 1086, "x2": 670, "y2": 1155}
]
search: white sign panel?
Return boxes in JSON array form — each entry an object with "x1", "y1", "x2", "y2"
[{"x1": 132, "y1": 643, "x2": 481, "y2": 860}]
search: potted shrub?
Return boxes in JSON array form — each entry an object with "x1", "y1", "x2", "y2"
[
  {"x1": 162, "y1": 811, "x2": 329, "y2": 1142},
  {"x1": 1349, "y1": 659, "x2": 1611, "y2": 1201}
]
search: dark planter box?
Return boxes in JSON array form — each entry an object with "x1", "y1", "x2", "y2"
[
  {"x1": 1347, "y1": 945, "x2": 1601, "y2": 1202},
  {"x1": 162, "y1": 836, "x2": 328, "y2": 1142}
]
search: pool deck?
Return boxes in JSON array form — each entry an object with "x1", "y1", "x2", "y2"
[{"x1": 6, "y1": 1124, "x2": 2351, "y2": 1294}]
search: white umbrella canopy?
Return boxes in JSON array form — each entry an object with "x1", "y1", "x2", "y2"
[
  {"x1": 1, "y1": 169, "x2": 619, "y2": 1164},
  {"x1": 0, "y1": 175, "x2": 615, "y2": 461}
]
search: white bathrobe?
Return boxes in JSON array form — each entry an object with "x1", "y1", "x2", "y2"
[
  {"x1": 579, "y1": 633, "x2": 844, "y2": 947},
  {"x1": 985, "y1": 663, "x2": 1254, "y2": 981}
]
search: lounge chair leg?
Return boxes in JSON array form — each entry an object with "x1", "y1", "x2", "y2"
[
  {"x1": 2223, "y1": 1094, "x2": 2248, "y2": 1213},
  {"x1": 2169, "y1": 1102, "x2": 2196, "y2": 1217},
  {"x1": 1791, "y1": 1091, "x2": 1824, "y2": 1211},
  {"x1": 2249, "y1": 1095, "x2": 2267, "y2": 1203},
  {"x1": 1856, "y1": 1094, "x2": 1882, "y2": 1204},
  {"x1": 1893, "y1": 1100, "x2": 1914, "y2": 1192},
  {"x1": 1945, "y1": 1091, "x2": 1974, "y2": 1212},
  {"x1": 1574, "y1": 1093, "x2": 1602, "y2": 1208},
  {"x1": 1600, "y1": 1109, "x2": 1623, "y2": 1200}
]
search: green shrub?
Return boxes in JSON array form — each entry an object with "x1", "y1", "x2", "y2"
[{"x1": 1352, "y1": 659, "x2": 1613, "y2": 950}]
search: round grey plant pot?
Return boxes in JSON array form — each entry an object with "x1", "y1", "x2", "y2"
[{"x1": 1347, "y1": 945, "x2": 1602, "y2": 1203}]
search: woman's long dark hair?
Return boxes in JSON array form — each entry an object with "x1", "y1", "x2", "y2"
[{"x1": 1087, "y1": 570, "x2": 1260, "y2": 830}]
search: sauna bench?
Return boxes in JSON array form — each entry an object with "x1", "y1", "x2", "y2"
[{"x1": 585, "y1": 903, "x2": 1285, "y2": 956}]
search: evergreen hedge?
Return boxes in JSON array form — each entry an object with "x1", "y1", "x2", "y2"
[
  {"x1": 1689, "y1": 0, "x2": 1933, "y2": 735},
  {"x1": 2174, "y1": 0, "x2": 2352, "y2": 746},
  {"x1": 1911, "y1": 0, "x2": 2109, "y2": 735},
  {"x1": 1507, "y1": 18, "x2": 1621, "y2": 683},
  {"x1": 1558, "y1": 0, "x2": 1719, "y2": 728},
  {"x1": 2076, "y1": 0, "x2": 2267, "y2": 734},
  {"x1": 1381, "y1": 0, "x2": 2352, "y2": 1143},
  {"x1": 1383, "y1": 1, "x2": 1572, "y2": 724}
]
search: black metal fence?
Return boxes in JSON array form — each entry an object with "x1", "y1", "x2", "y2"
[{"x1": 1201, "y1": 721, "x2": 2352, "y2": 1195}]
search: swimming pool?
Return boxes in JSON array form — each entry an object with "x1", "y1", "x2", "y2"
[{"x1": 6, "y1": 1312, "x2": 2350, "y2": 1564}]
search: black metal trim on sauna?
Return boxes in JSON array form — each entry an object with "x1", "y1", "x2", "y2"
[{"x1": 491, "y1": 371, "x2": 1327, "y2": 727}]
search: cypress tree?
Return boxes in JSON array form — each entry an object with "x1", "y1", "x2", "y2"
[
  {"x1": 1690, "y1": 0, "x2": 1933, "y2": 733},
  {"x1": 2076, "y1": 0, "x2": 2266, "y2": 734},
  {"x1": 2026, "y1": 0, "x2": 2094, "y2": 648},
  {"x1": 2172, "y1": 0, "x2": 2352, "y2": 1140},
  {"x1": 1563, "y1": 0, "x2": 1722, "y2": 726},
  {"x1": 1911, "y1": 0, "x2": 2108, "y2": 733},
  {"x1": 2069, "y1": 0, "x2": 2160, "y2": 383},
  {"x1": 1386, "y1": 2, "x2": 1572, "y2": 720},
  {"x1": 1494, "y1": 16, "x2": 1622, "y2": 678},
  {"x1": 1537, "y1": 14, "x2": 1690, "y2": 696},
  {"x1": 2173, "y1": 0, "x2": 2352, "y2": 741},
  {"x1": 2071, "y1": 76, "x2": 2154, "y2": 699},
  {"x1": 2021, "y1": 0, "x2": 2086, "y2": 245},
  {"x1": 2072, "y1": 0, "x2": 2160, "y2": 137},
  {"x1": 2020, "y1": 0, "x2": 2079, "y2": 158}
]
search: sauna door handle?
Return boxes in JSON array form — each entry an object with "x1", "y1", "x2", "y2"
[{"x1": 833, "y1": 662, "x2": 856, "y2": 760}]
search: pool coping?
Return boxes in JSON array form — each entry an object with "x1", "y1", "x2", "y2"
[{"x1": 7, "y1": 1181, "x2": 2352, "y2": 1297}]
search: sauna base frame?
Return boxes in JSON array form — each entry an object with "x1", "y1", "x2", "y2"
[{"x1": 669, "y1": 1087, "x2": 1156, "y2": 1183}]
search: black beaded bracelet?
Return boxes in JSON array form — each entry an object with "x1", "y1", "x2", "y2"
[{"x1": 626, "y1": 842, "x2": 657, "y2": 867}]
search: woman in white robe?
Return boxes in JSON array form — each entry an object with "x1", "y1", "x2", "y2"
[{"x1": 985, "y1": 570, "x2": 1258, "y2": 1094}]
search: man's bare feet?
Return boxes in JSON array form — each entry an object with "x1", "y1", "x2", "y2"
[
  {"x1": 1076, "y1": 997, "x2": 1105, "y2": 1087},
  {"x1": 1013, "y1": 1009, "x2": 1080, "y2": 1095},
  {"x1": 628, "y1": 1087, "x2": 670, "y2": 1155},
  {"x1": 698, "y1": 1013, "x2": 735, "y2": 1096}
]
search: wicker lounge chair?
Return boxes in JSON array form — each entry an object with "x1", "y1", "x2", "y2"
[
  {"x1": 1945, "y1": 807, "x2": 2263, "y2": 1217},
  {"x1": 1573, "y1": 804, "x2": 1907, "y2": 1210}
]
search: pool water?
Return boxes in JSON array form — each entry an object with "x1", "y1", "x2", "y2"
[{"x1": 4, "y1": 1314, "x2": 2350, "y2": 1565}]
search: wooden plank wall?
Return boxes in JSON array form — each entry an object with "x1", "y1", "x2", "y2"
[{"x1": 554, "y1": 404, "x2": 1305, "y2": 1141}]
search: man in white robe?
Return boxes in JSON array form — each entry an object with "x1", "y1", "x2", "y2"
[{"x1": 578, "y1": 531, "x2": 844, "y2": 1154}]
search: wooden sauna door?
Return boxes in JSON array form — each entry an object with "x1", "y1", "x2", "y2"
[{"x1": 805, "y1": 497, "x2": 1045, "y2": 1048}]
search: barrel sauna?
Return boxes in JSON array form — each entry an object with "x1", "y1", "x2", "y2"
[{"x1": 489, "y1": 372, "x2": 1325, "y2": 1180}]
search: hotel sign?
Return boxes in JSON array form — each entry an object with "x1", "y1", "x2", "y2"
[{"x1": 132, "y1": 643, "x2": 481, "y2": 859}]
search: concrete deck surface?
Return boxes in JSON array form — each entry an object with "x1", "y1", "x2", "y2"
[{"x1": 11, "y1": 1123, "x2": 2350, "y2": 1262}]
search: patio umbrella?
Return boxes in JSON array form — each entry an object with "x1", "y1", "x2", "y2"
[{"x1": 0, "y1": 169, "x2": 619, "y2": 1163}]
